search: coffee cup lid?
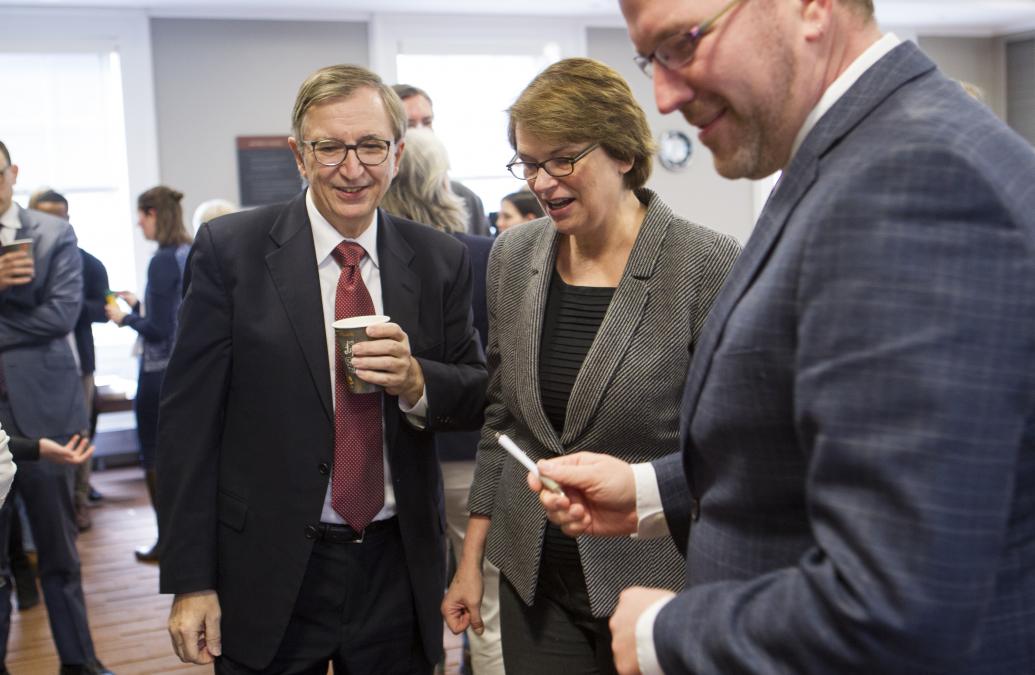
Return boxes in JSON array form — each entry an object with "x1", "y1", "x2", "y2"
[{"x1": 332, "y1": 315, "x2": 390, "y2": 330}]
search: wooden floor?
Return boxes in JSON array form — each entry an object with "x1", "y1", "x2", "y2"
[{"x1": 7, "y1": 468, "x2": 463, "y2": 674}]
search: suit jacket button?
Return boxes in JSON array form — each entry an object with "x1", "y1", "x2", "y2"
[
  {"x1": 690, "y1": 498, "x2": 701, "y2": 522},
  {"x1": 318, "y1": 462, "x2": 330, "y2": 475},
  {"x1": 304, "y1": 525, "x2": 317, "y2": 539}
]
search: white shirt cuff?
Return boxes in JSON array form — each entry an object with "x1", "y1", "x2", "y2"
[
  {"x1": 636, "y1": 595, "x2": 673, "y2": 675},
  {"x1": 632, "y1": 462, "x2": 669, "y2": 539},
  {"x1": 399, "y1": 387, "x2": 428, "y2": 429}
]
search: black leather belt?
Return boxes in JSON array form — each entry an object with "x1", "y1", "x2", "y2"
[{"x1": 305, "y1": 517, "x2": 397, "y2": 544}]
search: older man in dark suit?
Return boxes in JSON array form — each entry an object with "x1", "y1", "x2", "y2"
[
  {"x1": 0, "y1": 140, "x2": 112, "y2": 675},
  {"x1": 536, "y1": 1, "x2": 1035, "y2": 673},
  {"x1": 157, "y1": 65, "x2": 486, "y2": 673}
]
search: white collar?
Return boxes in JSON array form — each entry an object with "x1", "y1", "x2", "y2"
[
  {"x1": 0, "y1": 202, "x2": 20, "y2": 232},
  {"x1": 789, "y1": 33, "x2": 901, "y2": 161},
  {"x1": 306, "y1": 189, "x2": 380, "y2": 268}
]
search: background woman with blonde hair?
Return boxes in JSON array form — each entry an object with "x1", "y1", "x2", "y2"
[
  {"x1": 106, "y1": 185, "x2": 192, "y2": 563},
  {"x1": 442, "y1": 58, "x2": 740, "y2": 673}
]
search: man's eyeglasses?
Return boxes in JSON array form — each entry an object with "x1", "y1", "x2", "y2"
[
  {"x1": 506, "y1": 143, "x2": 599, "y2": 181},
  {"x1": 633, "y1": 0, "x2": 745, "y2": 78},
  {"x1": 302, "y1": 138, "x2": 393, "y2": 167}
]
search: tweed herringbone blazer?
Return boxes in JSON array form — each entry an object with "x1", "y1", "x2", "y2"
[{"x1": 467, "y1": 188, "x2": 739, "y2": 616}]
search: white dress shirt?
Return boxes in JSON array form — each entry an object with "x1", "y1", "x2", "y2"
[
  {"x1": 306, "y1": 190, "x2": 428, "y2": 525},
  {"x1": 0, "y1": 202, "x2": 21, "y2": 245},
  {"x1": 633, "y1": 32, "x2": 902, "y2": 674}
]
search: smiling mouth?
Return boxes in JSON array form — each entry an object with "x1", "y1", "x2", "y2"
[
  {"x1": 544, "y1": 197, "x2": 575, "y2": 210},
  {"x1": 336, "y1": 186, "x2": 368, "y2": 194}
]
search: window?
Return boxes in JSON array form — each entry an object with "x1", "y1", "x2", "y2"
[
  {"x1": 373, "y1": 14, "x2": 584, "y2": 223},
  {"x1": 0, "y1": 50, "x2": 137, "y2": 367},
  {"x1": 397, "y1": 50, "x2": 559, "y2": 217}
]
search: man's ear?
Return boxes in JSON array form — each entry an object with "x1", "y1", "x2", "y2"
[
  {"x1": 801, "y1": 0, "x2": 834, "y2": 41},
  {"x1": 287, "y1": 137, "x2": 308, "y2": 180},
  {"x1": 391, "y1": 140, "x2": 406, "y2": 179}
]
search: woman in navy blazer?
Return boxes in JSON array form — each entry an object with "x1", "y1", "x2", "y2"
[{"x1": 107, "y1": 186, "x2": 192, "y2": 562}]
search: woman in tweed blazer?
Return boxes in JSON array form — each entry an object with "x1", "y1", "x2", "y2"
[{"x1": 441, "y1": 58, "x2": 740, "y2": 673}]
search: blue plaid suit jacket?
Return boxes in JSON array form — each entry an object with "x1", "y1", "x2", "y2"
[{"x1": 653, "y1": 41, "x2": 1035, "y2": 674}]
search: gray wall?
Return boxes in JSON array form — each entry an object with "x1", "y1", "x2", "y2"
[
  {"x1": 917, "y1": 35, "x2": 1007, "y2": 119},
  {"x1": 1007, "y1": 37, "x2": 1035, "y2": 145},
  {"x1": 151, "y1": 18, "x2": 368, "y2": 224},
  {"x1": 587, "y1": 27, "x2": 757, "y2": 243}
]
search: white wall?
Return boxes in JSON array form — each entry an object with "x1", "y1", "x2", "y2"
[
  {"x1": 586, "y1": 26, "x2": 757, "y2": 244},
  {"x1": 918, "y1": 35, "x2": 1007, "y2": 118},
  {"x1": 150, "y1": 18, "x2": 368, "y2": 224},
  {"x1": 1006, "y1": 36, "x2": 1035, "y2": 145}
]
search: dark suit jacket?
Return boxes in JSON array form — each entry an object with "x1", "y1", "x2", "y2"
[
  {"x1": 436, "y1": 231, "x2": 492, "y2": 463},
  {"x1": 654, "y1": 41, "x2": 1035, "y2": 673},
  {"x1": 156, "y1": 193, "x2": 487, "y2": 669},
  {"x1": 0, "y1": 207, "x2": 86, "y2": 438},
  {"x1": 74, "y1": 248, "x2": 109, "y2": 376},
  {"x1": 469, "y1": 188, "x2": 739, "y2": 616}
]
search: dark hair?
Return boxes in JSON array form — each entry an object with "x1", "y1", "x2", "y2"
[
  {"x1": 138, "y1": 186, "x2": 192, "y2": 247},
  {"x1": 34, "y1": 190, "x2": 68, "y2": 208},
  {"x1": 0, "y1": 140, "x2": 10, "y2": 167},
  {"x1": 507, "y1": 58, "x2": 655, "y2": 190},
  {"x1": 391, "y1": 84, "x2": 432, "y2": 106},
  {"x1": 503, "y1": 191, "x2": 544, "y2": 220}
]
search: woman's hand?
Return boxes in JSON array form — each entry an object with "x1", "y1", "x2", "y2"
[
  {"x1": 39, "y1": 434, "x2": 95, "y2": 466},
  {"x1": 116, "y1": 290, "x2": 139, "y2": 308},
  {"x1": 441, "y1": 561, "x2": 485, "y2": 635}
]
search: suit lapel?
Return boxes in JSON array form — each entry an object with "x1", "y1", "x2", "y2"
[
  {"x1": 265, "y1": 194, "x2": 334, "y2": 422},
  {"x1": 376, "y1": 210, "x2": 420, "y2": 455},
  {"x1": 561, "y1": 189, "x2": 668, "y2": 446},
  {"x1": 517, "y1": 224, "x2": 564, "y2": 454},
  {"x1": 377, "y1": 211, "x2": 420, "y2": 346},
  {"x1": 678, "y1": 41, "x2": 937, "y2": 441},
  {"x1": 15, "y1": 207, "x2": 37, "y2": 241}
]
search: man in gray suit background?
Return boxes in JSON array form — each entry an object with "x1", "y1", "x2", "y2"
[
  {"x1": 0, "y1": 140, "x2": 111, "y2": 675},
  {"x1": 535, "y1": 1, "x2": 1035, "y2": 673}
]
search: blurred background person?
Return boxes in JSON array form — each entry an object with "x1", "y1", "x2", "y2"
[
  {"x1": 495, "y1": 189, "x2": 543, "y2": 234},
  {"x1": 0, "y1": 138, "x2": 112, "y2": 675},
  {"x1": 382, "y1": 126, "x2": 499, "y2": 675},
  {"x1": 392, "y1": 83, "x2": 491, "y2": 237},
  {"x1": 105, "y1": 186, "x2": 191, "y2": 564},
  {"x1": 441, "y1": 58, "x2": 740, "y2": 674},
  {"x1": 190, "y1": 197, "x2": 238, "y2": 234},
  {"x1": 28, "y1": 189, "x2": 109, "y2": 533}
]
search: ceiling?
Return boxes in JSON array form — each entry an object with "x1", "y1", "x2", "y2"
[{"x1": 2, "y1": 0, "x2": 1035, "y2": 36}]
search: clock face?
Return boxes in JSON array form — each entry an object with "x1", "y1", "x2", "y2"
[{"x1": 658, "y1": 130, "x2": 694, "y2": 172}]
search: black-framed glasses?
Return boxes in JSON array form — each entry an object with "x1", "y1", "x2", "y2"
[
  {"x1": 506, "y1": 143, "x2": 600, "y2": 181},
  {"x1": 633, "y1": 0, "x2": 745, "y2": 78},
  {"x1": 302, "y1": 138, "x2": 393, "y2": 167}
]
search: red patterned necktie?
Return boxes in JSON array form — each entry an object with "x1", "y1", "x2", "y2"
[{"x1": 330, "y1": 241, "x2": 384, "y2": 531}]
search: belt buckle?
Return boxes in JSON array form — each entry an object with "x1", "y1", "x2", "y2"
[{"x1": 346, "y1": 529, "x2": 365, "y2": 544}]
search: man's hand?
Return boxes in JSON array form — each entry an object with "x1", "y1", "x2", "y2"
[
  {"x1": 610, "y1": 587, "x2": 676, "y2": 675},
  {"x1": 441, "y1": 562, "x2": 485, "y2": 636},
  {"x1": 0, "y1": 250, "x2": 34, "y2": 291},
  {"x1": 351, "y1": 322, "x2": 424, "y2": 406},
  {"x1": 104, "y1": 301, "x2": 127, "y2": 325},
  {"x1": 39, "y1": 434, "x2": 95, "y2": 465},
  {"x1": 530, "y1": 452, "x2": 639, "y2": 537},
  {"x1": 168, "y1": 590, "x2": 222, "y2": 664}
]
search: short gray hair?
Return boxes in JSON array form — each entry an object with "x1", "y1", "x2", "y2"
[{"x1": 292, "y1": 65, "x2": 407, "y2": 142}]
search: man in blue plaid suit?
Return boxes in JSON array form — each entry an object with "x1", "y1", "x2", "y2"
[{"x1": 535, "y1": 0, "x2": 1035, "y2": 673}]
